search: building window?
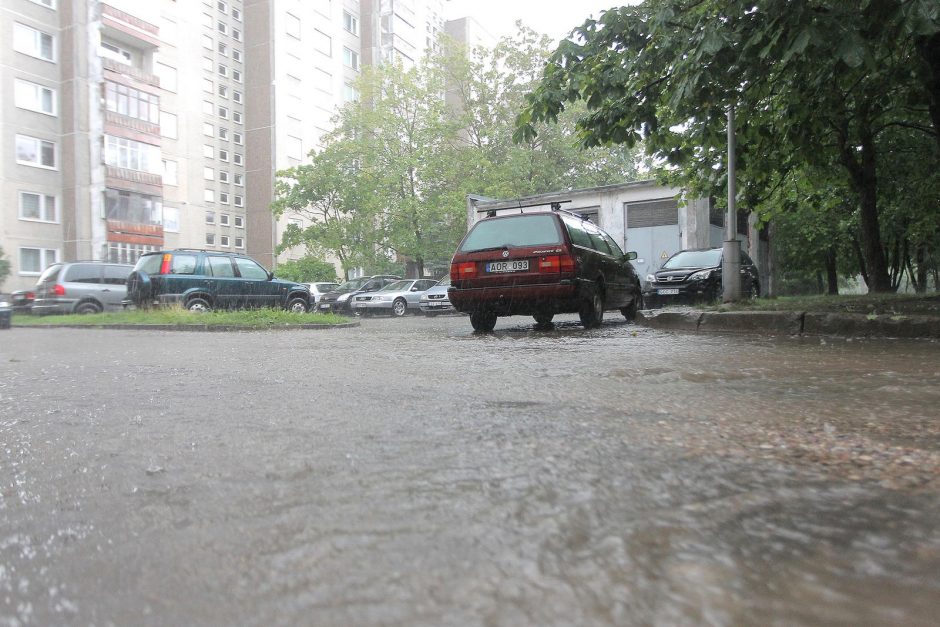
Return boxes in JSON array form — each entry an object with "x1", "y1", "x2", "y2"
[
  {"x1": 217, "y1": 21, "x2": 227, "y2": 35},
  {"x1": 232, "y1": 7, "x2": 241, "y2": 21},
  {"x1": 204, "y1": 189, "x2": 215, "y2": 202},
  {"x1": 204, "y1": 122, "x2": 214, "y2": 136},
  {"x1": 160, "y1": 111, "x2": 178, "y2": 138},
  {"x1": 233, "y1": 111, "x2": 242, "y2": 124},
  {"x1": 19, "y1": 247, "x2": 58, "y2": 274},
  {"x1": 220, "y1": 213, "x2": 230, "y2": 226},
  {"x1": 14, "y1": 23, "x2": 55, "y2": 62},
  {"x1": 315, "y1": 30, "x2": 332, "y2": 56},
  {"x1": 218, "y1": 64, "x2": 228, "y2": 77},
  {"x1": 206, "y1": 233, "x2": 216, "y2": 246},
  {"x1": 220, "y1": 235, "x2": 230, "y2": 247},
  {"x1": 14, "y1": 79, "x2": 56, "y2": 115},
  {"x1": 343, "y1": 83, "x2": 359, "y2": 103},
  {"x1": 219, "y1": 127, "x2": 228, "y2": 140},
  {"x1": 105, "y1": 189, "x2": 162, "y2": 225},
  {"x1": 163, "y1": 206, "x2": 180, "y2": 233},
  {"x1": 234, "y1": 216, "x2": 244, "y2": 228},
  {"x1": 218, "y1": 85, "x2": 229, "y2": 99},
  {"x1": 203, "y1": 78, "x2": 214, "y2": 93},
  {"x1": 100, "y1": 41, "x2": 132, "y2": 64},
  {"x1": 104, "y1": 136, "x2": 161, "y2": 173},
  {"x1": 163, "y1": 159, "x2": 178, "y2": 186},
  {"x1": 217, "y1": 0, "x2": 227, "y2": 11},
  {"x1": 286, "y1": 13, "x2": 301, "y2": 39},
  {"x1": 343, "y1": 47, "x2": 359, "y2": 70},
  {"x1": 15, "y1": 135, "x2": 56, "y2": 169},
  {"x1": 234, "y1": 237, "x2": 244, "y2": 248},
  {"x1": 234, "y1": 173, "x2": 243, "y2": 186},
  {"x1": 343, "y1": 11, "x2": 359, "y2": 36},
  {"x1": 202, "y1": 34, "x2": 213, "y2": 50},
  {"x1": 233, "y1": 153, "x2": 243, "y2": 165},
  {"x1": 206, "y1": 210, "x2": 216, "y2": 224},
  {"x1": 233, "y1": 91, "x2": 242, "y2": 104},
  {"x1": 232, "y1": 49, "x2": 241, "y2": 63},
  {"x1": 219, "y1": 149, "x2": 229, "y2": 162},
  {"x1": 203, "y1": 144, "x2": 214, "y2": 158},
  {"x1": 218, "y1": 105, "x2": 229, "y2": 119},
  {"x1": 19, "y1": 192, "x2": 58, "y2": 222},
  {"x1": 202, "y1": 56, "x2": 213, "y2": 71},
  {"x1": 106, "y1": 81, "x2": 160, "y2": 123},
  {"x1": 203, "y1": 167, "x2": 215, "y2": 181},
  {"x1": 220, "y1": 192, "x2": 229, "y2": 204},
  {"x1": 234, "y1": 195, "x2": 243, "y2": 207},
  {"x1": 233, "y1": 132, "x2": 243, "y2": 145},
  {"x1": 218, "y1": 41, "x2": 228, "y2": 56},
  {"x1": 219, "y1": 171, "x2": 229, "y2": 183},
  {"x1": 232, "y1": 28, "x2": 241, "y2": 42},
  {"x1": 232, "y1": 69, "x2": 242, "y2": 83}
]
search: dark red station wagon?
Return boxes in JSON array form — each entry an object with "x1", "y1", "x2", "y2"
[{"x1": 449, "y1": 209, "x2": 643, "y2": 331}]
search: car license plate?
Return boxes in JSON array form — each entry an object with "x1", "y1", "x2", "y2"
[
  {"x1": 658, "y1": 288, "x2": 680, "y2": 295},
  {"x1": 486, "y1": 260, "x2": 529, "y2": 273}
]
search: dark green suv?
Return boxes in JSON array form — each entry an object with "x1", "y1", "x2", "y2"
[{"x1": 124, "y1": 249, "x2": 311, "y2": 313}]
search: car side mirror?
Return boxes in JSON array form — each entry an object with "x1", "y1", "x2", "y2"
[
  {"x1": 267, "y1": 271, "x2": 274, "y2": 280},
  {"x1": 624, "y1": 251, "x2": 638, "y2": 261}
]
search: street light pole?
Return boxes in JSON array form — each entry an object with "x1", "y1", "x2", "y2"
[{"x1": 722, "y1": 106, "x2": 742, "y2": 303}]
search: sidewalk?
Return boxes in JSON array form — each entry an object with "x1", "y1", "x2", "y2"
[{"x1": 638, "y1": 308, "x2": 940, "y2": 339}]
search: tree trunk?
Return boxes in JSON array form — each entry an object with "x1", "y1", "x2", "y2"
[
  {"x1": 816, "y1": 271, "x2": 825, "y2": 295},
  {"x1": 852, "y1": 236, "x2": 869, "y2": 288},
  {"x1": 825, "y1": 246, "x2": 839, "y2": 295},
  {"x1": 915, "y1": 243, "x2": 928, "y2": 294}
]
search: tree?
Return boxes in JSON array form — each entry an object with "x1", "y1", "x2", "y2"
[
  {"x1": 0, "y1": 246, "x2": 10, "y2": 289},
  {"x1": 516, "y1": 0, "x2": 940, "y2": 293},
  {"x1": 273, "y1": 256, "x2": 339, "y2": 283}
]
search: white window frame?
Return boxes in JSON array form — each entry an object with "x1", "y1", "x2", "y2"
[
  {"x1": 233, "y1": 90, "x2": 243, "y2": 104},
  {"x1": 232, "y1": 69, "x2": 242, "y2": 83},
  {"x1": 233, "y1": 111, "x2": 242, "y2": 124},
  {"x1": 15, "y1": 134, "x2": 57, "y2": 169},
  {"x1": 19, "y1": 191, "x2": 58, "y2": 223},
  {"x1": 219, "y1": 192, "x2": 230, "y2": 204},
  {"x1": 15, "y1": 23, "x2": 55, "y2": 62},
  {"x1": 234, "y1": 216, "x2": 244, "y2": 228},
  {"x1": 220, "y1": 213, "x2": 230, "y2": 226},
  {"x1": 232, "y1": 28, "x2": 241, "y2": 42},
  {"x1": 204, "y1": 189, "x2": 215, "y2": 203},
  {"x1": 206, "y1": 210, "x2": 216, "y2": 224},
  {"x1": 343, "y1": 11, "x2": 359, "y2": 36},
  {"x1": 343, "y1": 47, "x2": 359, "y2": 71},
  {"x1": 219, "y1": 170, "x2": 229, "y2": 183},
  {"x1": 234, "y1": 195, "x2": 243, "y2": 207},
  {"x1": 203, "y1": 166, "x2": 215, "y2": 181},
  {"x1": 19, "y1": 247, "x2": 58, "y2": 275},
  {"x1": 233, "y1": 153, "x2": 243, "y2": 165},
  {"x1": 14, "y1": 79, "x2": 56, "y2": 116},
  {"x1": 233, "y1": 132, "x2": 243, "y2": 145},
  {"x1": 234, "y1": 173, "x2": 244, "y2": 186},
  {"x1": 203, "y1": 144, "x2": 215, "y2": 158},
  {"x1": 218, "y1": 149, "x2": 229, "y2": 162},
  {"x1": 232, "y1": 49, "x2": 242, "y2": 63},
  {"x1": 234, "y1": 237, "x2": 244, "y2": 249},
  {"x1": 206, "y1": 233, "x2": 216, "y2": 246},
  {"x1": 163, "y1": 159, "x2": 178, "y2": 186},
  {"x1": 220, "y1": 235, "x2": 230, "y2": 247},
  {"x1": 232, "y1": 7, "x2": 241, "y2": 21}
]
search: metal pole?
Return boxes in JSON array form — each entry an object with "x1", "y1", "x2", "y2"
[{"x1": 722, "y1": 107, "x2": 742, "y2": 302}]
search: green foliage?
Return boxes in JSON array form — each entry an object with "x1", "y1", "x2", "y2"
[
  {"x1": 273, "y1": 25, "x2": 641, "y2": 278},
  {"x1": 0, "y1": 246, "x2": 10, "y2": 289},
  {"x1": 517, "y1": 0, "x2": 940, "y2": 293},
  {"x1": 274, "y1": 257, "x2": 339, "y2": 283}
]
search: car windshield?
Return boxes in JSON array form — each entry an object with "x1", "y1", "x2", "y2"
[
  {"x1": 460, "y1": 214, "x2": 562, "y2": 252},
  {"x1": 315, "y1": 283, "x2": 338, "y2": 291},
  {"x1": 662, "y1": 249, "x2": 722, "y2": 269},
  {"x1": 335, "y1": 278, "x2": 371, "y2": 292},
  {"x1": 380, "y1": 280, "x2": 413, "y2": 292}
]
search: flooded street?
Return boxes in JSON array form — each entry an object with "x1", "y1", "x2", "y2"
[{"x1": 2, "y1": 315, "x2": 939, "y2": 626}]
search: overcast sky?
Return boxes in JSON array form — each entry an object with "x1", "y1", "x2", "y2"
[{"x1": 444, "y1": 1, "x2": 631, "y2": 44}]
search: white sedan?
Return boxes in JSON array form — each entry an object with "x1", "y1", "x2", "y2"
[{"x1": 351, "y1": 279, "x2": 438, "y2": 316}]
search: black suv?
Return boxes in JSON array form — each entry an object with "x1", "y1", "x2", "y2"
[
  {"x1": 124, "y1": 250, "x2": 311, "y2": 312},
  {"x1": 644, "y1": 247, "x2": 760, "y2": 306},
  {"x1": 449, "y1": 210, "x2": 643, "y2": 331},
  {"x1": 316, "y1": 275, "x2": 402, "y2": 314}
]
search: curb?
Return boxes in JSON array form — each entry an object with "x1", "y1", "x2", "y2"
[
  {"x1": 638, "y1": 310, "x2": 940, "y2": 339},
  {"x1": 9, "y1": 321, "x2": 360, "y2": 332}
]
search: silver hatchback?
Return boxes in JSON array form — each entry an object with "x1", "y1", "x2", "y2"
[{"x1": 32, "y1": 261, "x2": 133, "y2": 315}]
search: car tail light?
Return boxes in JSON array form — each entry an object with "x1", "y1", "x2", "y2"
[
  {"x1": 451, "y1": 261, "x2": 477, "y2": 280},
  {"x1": 539, "y1": 255, "x2": 576, "y2": 273},
  {"x1": 52, "y1": 284, "x2": 66, "y2": 297},
  {"x1": 26, "y1": 291, "x2": 35, "y2": 299},
  {"x1": 159, "y1": 253, "x2": 172, "y2": 275}
]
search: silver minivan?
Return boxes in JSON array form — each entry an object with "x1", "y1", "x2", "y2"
[{"x1": 32, "y1": 262, "x2": 133, "y2": 315}]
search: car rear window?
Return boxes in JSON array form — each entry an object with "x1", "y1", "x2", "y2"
[
  {"x1": 460, "y1": 215, "x2": 562, "y2": 252},
  {"x1": 37, "y1": 264, "x2": 62, "y2": 284}
]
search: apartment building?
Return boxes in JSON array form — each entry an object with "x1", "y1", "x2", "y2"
[{"x1": 1, "y1": 0, "x2": 466, "y2": 292}]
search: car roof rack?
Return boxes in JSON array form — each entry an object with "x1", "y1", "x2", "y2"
[{"x1": 478, "y1": 199, "x2": 578, "y2": 218}]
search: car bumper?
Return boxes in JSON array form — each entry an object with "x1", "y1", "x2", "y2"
[
  {"x1": 352, "y1": 300, "x2": 394, "y2": 312},
  {"x1": 645, "y1": 282, "x2": 717, "y2": 303},
  {"x1": 449, "y1": 282, "x2": 580, "y2": 315},
  {"x1": 31, "y1": 298, "x2": 76, "y2": 315},
  {"x1": 419, "y1": 300, "x2": 453, "y2": 313},
  {"x1": 317, "y1": 301, "x2": 350, "y2": 313}
]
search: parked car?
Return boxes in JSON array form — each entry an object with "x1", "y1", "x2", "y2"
[
  {"x1": 306, "y1": 281, "x2": 340, "y2": 308},
  {"x1": 317, "y1": 275, "x2": 401, "y2": 314},
  {"x1": 352, "y1": 278, "x2": 438, "y2": 316},
  {"x1": 124, "y1": 249, "x2": 311, "y2": 312},
  {"x1": 644, "y1": 247, "x2": 760, "y2": 307},
  {"x1": 32, "y1": 261, "x2": 133, "y2": 315},
  {"x1": 0, "y1": 298, "x2": 10, "y2": 329},
  {"x1": 449, "y1": 209, "x2": 643, "y2": 331},
  {"x1": 419, "y1": 277, "x2": 455, "y2": 315},
  {"x1": 10, "y1": 290, "x2": 35, "y2": 313}
]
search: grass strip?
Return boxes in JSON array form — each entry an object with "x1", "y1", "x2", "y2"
[{"x1": 13, "y1": 307, "x2": 349, "y2": 328}]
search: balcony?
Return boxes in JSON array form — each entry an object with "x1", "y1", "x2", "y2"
[
  {"x1": 105, "y1": 166, "x2": 162, "y2": 196},
  {"x1": 104, "y1": 110, "x2": 160, "y2": 139},
  {"x1": 101, "y1": 57, "x2": 160, "y2": 88},
  {"x1": 106, "y1": 220, "x2": 164, "y2": 247},
  {"x1": 101, "y1": 3, "x2": 160, "y2": 48}
]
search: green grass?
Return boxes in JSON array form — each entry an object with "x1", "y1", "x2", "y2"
[
  {"x1": 708, "y1": 292, "x2": 940, "y2": 316},
  {"x1": 13, "y1": 307, "x2": 350, "y2": 328}
]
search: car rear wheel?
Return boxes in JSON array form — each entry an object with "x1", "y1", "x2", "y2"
[
  {"x1": 533, "y1": 312, "x2": 554, "y2": 326},
  {"x1": 579, "y1": 288, "x2": 604, "y2": 328},
  {"x1": 470, "y1": 310, "x2": 497, "y2": 332},
  {"x1": 748, "y1": 281, "x2": 760, "y2": 299},
  {"x1": 126, "y1": 271, "x2": 152, "y2": 307},
  {"x1": 392, "y1": 298, "x2": 408, "y2": 317},
  {"x1": 75, "y1": 301, "x2": 102, "y2": 315},
  {"x1": 620, "y1": 292, "x2": 642, "y2": 322},
  {"x1": 287, "y1": 297, "x2": 308, "y2": 313},
  {"x1": 186, "y1": 297, "x2": 211, "y2": 313}
]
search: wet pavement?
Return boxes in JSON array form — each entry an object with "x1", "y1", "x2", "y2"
[{"x1": 1, "y1": 314, "x2": 939, "y2": 626}]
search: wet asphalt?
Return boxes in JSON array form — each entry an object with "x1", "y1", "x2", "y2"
[{"x1": 1, "y1": 313, "x2": 939, "y2": 626}]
